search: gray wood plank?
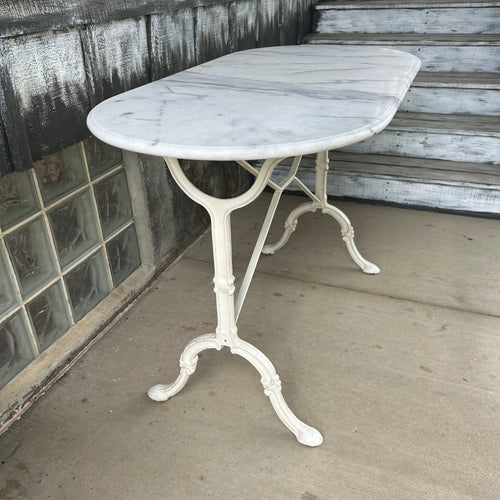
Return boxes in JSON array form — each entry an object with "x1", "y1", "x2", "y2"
[
  {"x1": 0, "y1": 62, "x2": 31, "y2": 173},
  {"x1": 286, "y1": 152, "x2": 500, "y2": 183},
  {"x1": 331, "y1": 164, "x2": 500, "y2": 185},
  {"x1": 414, "y1": 72, "x2": 500, "y2": 89},
  {"x1": 342, "y1": 127, "x2": 500, "y2": 164},
  {"x1": 298, "y1": 0, "x2": 316, "y2": 40},
  {"x1": 229, "y1": 0, "x2": 258, "y2": 51},
  {"x1": 389, "y1": 112, "x2": 500, "y2": 136},
  {"x1": 402, "y1": 85, "x2": 500, "y2": 116},
  {"x1": 149, "y1": 8, "x2": 196, "y2": 80},
  {"x1": 305, "y1": 33, "x2": 500, "y2": 43},
  {"x1": 0, "y1": 0, "x2": 232, "y2": 38},
  {"x1": 316, "y1": 0, "x2": 500, "y2": 8},
  {"x1": 82, "y1": 18, "x2": 150, "y2": 106},
  {"x1": 315, "y1": 6, "x2": 500, "y2": 34},
  {"x1": 273, "y1": 163, "x2": 500, "y2": 213},
  {"x1": 257, "y1": 0, "x2": 281, "y2": 46},
  {"x1": 0, "y1": 86, "x2": 14, "y2": 176},
  {"x1": 331, "y1": 152, "x2": 500, "y2": 176},
  {"x1": 280, "y1": 0, "x2": 300, "y2": 44},
  {"x1": 332, "y1": 158, "x2": 500, "y2": 185},
  {"x1": 304, "y1": 35, "x2": 500, "y2": 72},
  {"x1": 195, "y1": 3, "x2": 230, "y2": 64},
  {"x1": 0, "y1": 29, "x2": 90, "y2": 165}
]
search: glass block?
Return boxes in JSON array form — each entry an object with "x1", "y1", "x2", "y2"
[
  {"x1": 65, "y1": 250, "x2": 111, "y2": 322},
  {"x1": 0, "y1": 246, "x2": 19, "y2": 315},
  {"x1": 5, "y1": 218, "x2": 58, "y2": 299},
  {"x1": 94, "y1": 170, "x2": 133, "y2": 237},
  {"x1": 107, "y1": 224, "x2": 141, "y2": 287},
  {"x1": 83, "y1": 136, "x2": 122, "y2": 179},
  {"x1": 27, "y1": 281, "x2": 71, "y2": 353},
  {"x1": 0, "y1": 312, "x2": 36, "y2": 389},
  {"x1": 34, "y1": 143, "x2": 87, "y2": 205},
  {"x1": 0, "y1": 170, "x2": 40, "y2": 230},
  {"x1": 48, "y1": 189, "x2": 100, "y2": 269}
]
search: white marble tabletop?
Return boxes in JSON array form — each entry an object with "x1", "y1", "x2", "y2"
[{"x1": 87, "y1": 45, "x2": 420, "y2": 161}]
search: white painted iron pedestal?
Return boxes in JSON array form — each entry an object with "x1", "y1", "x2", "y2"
[{"x1": 148, "y1": 152, "x2": 379, "y2": 447}]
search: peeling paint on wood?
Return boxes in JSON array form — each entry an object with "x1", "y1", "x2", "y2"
[
  {"x1": 298, "y1": 0, "x2": 315, "y2": 40},
  {"x1": 316, "y1": 6, "x2": 500, "y2": 35},
  {"x1": 258, "y1": 0, "x2": 281, "y2": 46},
  {"x1": 0, "y1": 29, "x2": 90, "y2": 167},
  {"x1": 401, "y1": 85, "x2": 500, "y2": 116},
  {"x1": 280, "y1": 0, "x2": 299, "y2": 45},
  {"x1": 305, "y1": 35, "x2": 500, "y2": 73},
  {"x1": 195, "y1": 3, "x2": 230, "y2": 64},
  {"x1": 149, "y1": 9, "x2": 196, "y2": 80},
  {"x1": 229, "y1": 0, "x2": 258, "y2": 51},
  {"x1": 0, "y1": 101, "x2": 12, "y2": 176},
  {"x1": 0, "y1": 0, "x2": 240, "y2": 38},
  {"x1": 82, "y1": 17, "x2": 150, "y2": 105},
  {"x1": 0, "y1": 62, "x2": 32, "y2": 173}
]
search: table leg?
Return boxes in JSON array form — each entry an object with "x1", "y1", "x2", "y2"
[
  {"x1": 148, "y1": 157, "x2": 323, "y2": 447},
  {"x1": 263, "y1": 151, "x2": 380, "y2": 275}
]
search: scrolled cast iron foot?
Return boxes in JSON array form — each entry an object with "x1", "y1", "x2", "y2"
[
  {"x1": 360, "y1": 262, "x2": 380, "y2": 275},
  {"x1": 147, "y1": 383, "x2": 177, "y2": 402},
  {"x1": 148, "y1": 333, "x2": 222, "y2": 402},
  {"x1": 320, "y1": 204, "x2": 380, "y2": 275},
  {"x1": 339, "y1": 225, "x2": 380, "y2": 275},
  {"x1": 231, "y1": 339, "x2": 323, "y2": 447},
  {"x1": 296, "y1": 426, "x2": 324, "y2": 447}
]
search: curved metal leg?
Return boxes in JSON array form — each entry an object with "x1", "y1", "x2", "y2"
[
  {"x1": 231, "y1": 339, "x2": 323, "y2": 447},
  {"x1": 262, "y1": 201, "x2": 316, "y2": 255},
  {"x1": 264, "y1": 150, "x2": 380, "y2": 274},
  {"x1": 148, "y1": 157, "x2": 323, "y2": 446},
  {"x1": 321, "y1": 203, "x2": 380, "y2": 274},
  {"x1": 148, "y1": 334, "x2": 222, "y2": 401}
]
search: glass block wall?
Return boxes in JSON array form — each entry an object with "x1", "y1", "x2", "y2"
[{"x1": 0, "y1": 138, "x2": 141, "y2": 389}]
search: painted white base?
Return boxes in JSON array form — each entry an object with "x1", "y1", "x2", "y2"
[
  {"x1": 148, "y1": 157, "x2": 326, "y2": 446},
  {"x1": 148, "y1": 153, "x2": 384, "y2": 445},
  {"x1": 262, "y1": 151, "x2": 380, "y2": 274}
]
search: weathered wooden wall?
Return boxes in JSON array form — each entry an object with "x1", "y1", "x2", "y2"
[{"x1": 0, "y1": 0, "x2": 317, "y2": 177}]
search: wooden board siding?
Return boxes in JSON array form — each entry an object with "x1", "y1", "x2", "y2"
[
  {"x1": 149, "y1": 9, "x2": 197, "y2": 80},
  {"x1": 0, "y1": 0, "x2": 248, "y2": 38},
  {"x1": 0, "y1": 29, "x2": 90, "y2": 170},
  {"x1": 315, "y1": 6, "x2": 500, "y2": 35},
  {"x1": 0, "y1": 0, "x2": 318, "y2": 176},
  {"x1": 298, "y1": 0, "x2": 316, "y2": 40},
  {"x1": 305, "y1": 34, "x2": 500, "y2": 73},
  {"x1": 342, "y1": 112, "x2": 500, "y2": 165},
  {"x1": 82, "y1": 17, "x2": 151, "y2": 105},
  {"x1": 258, "y1": 0, "x2": 282, "y2": 46},
  {"x1": 195, "y1": 3, "x2": 230, "y2": 64},
  {"x1": 229, "y1": 0, "x2": 258, "y2": 51},
  {"x1": 0, "y1": 87, "x2": 13, "y2": 177},
  {"x1": 0, "y1": 63, "x2": 33, "y2": 175},
  {"x1": 280, "y1": 1, "x2": 300, "y2": 45},
  {"x1": 272, "y1": 153, "x2": 500, "y2": 213}
]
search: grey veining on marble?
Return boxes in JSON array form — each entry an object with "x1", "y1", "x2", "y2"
[{"x1": 87, "y1": 46, "x2": 421, "y2": 160}]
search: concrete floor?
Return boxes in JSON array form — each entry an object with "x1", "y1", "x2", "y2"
[{"x1": 0, "y1": 193, "x2": 499, "y2": 499}]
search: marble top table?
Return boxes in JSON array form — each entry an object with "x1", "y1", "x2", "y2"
[{"x1": 88, "y1": 45, "x2": 420, "y2": 446}]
